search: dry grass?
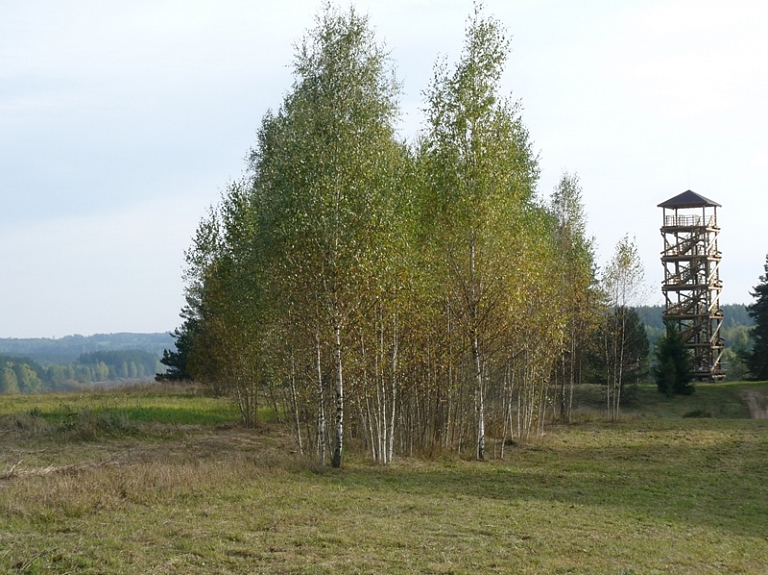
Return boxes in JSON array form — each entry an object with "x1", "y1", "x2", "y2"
[{"x1": 1, "y1": 384, "x2": 768, "y2": 574}]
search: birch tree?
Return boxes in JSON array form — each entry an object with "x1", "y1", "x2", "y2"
[
  {"x1": 549, "y1": 173, "x2": 598, "y2": 422},
  {"x1": 249, "y1": 5, "x2": 403, "y2": 467},
  {"x1": 183, "y1": 180, "x2": 270, "y2": 425},
  {"x1": 420, "y1": 5, "x2": 538, "y2": 459},
  {"x1": 602, "y1": 235, "x2": 647, "y2": 419}
]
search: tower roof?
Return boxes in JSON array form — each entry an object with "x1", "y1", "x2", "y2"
[{"x1": 658, "y1": 189, "x2": 721, "y2": 209}]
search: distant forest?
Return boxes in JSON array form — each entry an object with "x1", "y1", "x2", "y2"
[
  {"x1": 0, "y1": 333, "x2": 172, "y2": 394},
  {"x1": 0, "y1": 333, "x2": 173, "y2": 364},
  {"x1": 0, "y1": 349, "x2": 162, "y2": 394},
  {"x1": 636, "y1": 304, "x2": 752, "y2": 347}
]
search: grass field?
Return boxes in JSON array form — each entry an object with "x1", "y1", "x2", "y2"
[{"x1": 1, "y1": 382, "x2": 767, "y2": 574}]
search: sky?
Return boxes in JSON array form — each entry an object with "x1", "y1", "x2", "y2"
[{"x1": 1, "y1": 0, "x2": 767, "y2": 338}]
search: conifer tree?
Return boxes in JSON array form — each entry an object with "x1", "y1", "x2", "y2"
[
  {"x1": 653, "y1": 323, "x2": 694, "y2": 396},
  {"x1": 156, "y1": 320, "x2": 196, "y2": 382},
  {"x1": 745, "y1": 254, "x2": 768, "y2": 380}
]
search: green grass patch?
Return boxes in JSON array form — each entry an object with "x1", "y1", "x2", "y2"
[
  {"x1": 569, "y1": 380, "x2": 768, "y2": 419},
  {"x1": 1, "y1": 418, "x2": 766, "y2": 574},
  {"x1": 0, "y1": 382, "x2": 767, "y2": 573},
  {"x1": 629, "y1": 381, "x2": 760, "y2": 418},
  {"x1": 0, "y1": 385, "x2": 240, "y2": 429}
]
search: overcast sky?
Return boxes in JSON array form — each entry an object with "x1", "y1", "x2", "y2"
[{"x1": 1, "y1": 0, "x2": 766, "y2": 338}]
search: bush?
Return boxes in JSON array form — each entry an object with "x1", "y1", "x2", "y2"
[
  {"x1": 58, "y1": 409, "x2": 138, "y2": 441},
  {"x1": 682, "y1": 409, "x2": 712, "y2": 418}
]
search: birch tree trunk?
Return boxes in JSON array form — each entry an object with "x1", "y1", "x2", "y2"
[
  {"x1": 315, "y1": 331, "x2": 326, "y2": 466},
  {"x1": 387, "y1": 314, "x2": 398, "y2": 464},
  {"x1": 289, "y1": 349, "x2": 303, "y2": 455},
  {"x1": 472, "y1": 331, "x2": 485, "y2": 460},
  {"x1": 332, "y1": 322, "x2": 344, "y2": 468}
]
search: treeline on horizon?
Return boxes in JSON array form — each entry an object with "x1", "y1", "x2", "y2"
[
  {"x1": 0, "y1": 350, "x2": 161, "y2": 394},
  {"x1": 639, "y1": 303, "x2": 753, "y2": 348},
  {"x1": 161, "y1": 5, "x2": 765, "y2": 468},
  {"x1": 0, "y1": 333, "x2": 173, "y2": 365}
]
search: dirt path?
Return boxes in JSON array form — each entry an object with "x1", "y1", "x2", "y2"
[{"x1": 740, "y1": 390, "x2": 768, "y2": 419}]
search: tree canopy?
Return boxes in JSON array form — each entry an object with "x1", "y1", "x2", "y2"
[
  {"x1": 171, "y1": 3, "x2": 621, "y2": 464},
  {"x1": 653, "y1": 323, "x2": 694, "y2": 396},
  {"x1": 745, "y1": 254, "x2": 768, "y2": 380}
]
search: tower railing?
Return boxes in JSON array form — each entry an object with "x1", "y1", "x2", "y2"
[{"x1": 663, "y1": 215, "x2": 718, "y2": 228}]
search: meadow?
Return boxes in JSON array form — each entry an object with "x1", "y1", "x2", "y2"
[{"x1": 1, "y1": 383, "x2": 767, "y2": 574}]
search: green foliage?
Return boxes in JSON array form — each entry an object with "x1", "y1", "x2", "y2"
[
  {"x1": 0, "y1": 350, "x2": 162, "y2": 395},
  {"x1": 0, "y1": 355, "x2": 46, "y2": 394},
  {"x1": 260, "y1": 4, "x2": 403, "y2": 464},
  {"x1": 745, "y1": 254, "x2": 768, "y2": 380},
  {"x1": 418, "y1": 4, "x2": 545, "y2": 455},
  {"x1": 603, "y1": 235, "x2": 645, "y2": 309},
  {"x1": 637, "y1": 304, "x2": 753, "y2": 380},
  {"x1": 44, "y1": 363, "x2": 74, "y2": 390},
  {"x1": 77, "y1": 350, "x2": 158, "y2": 381},
  {"x1": 15, "y1": 362, "x2": 42, "y2": 393},
  {"x1": 174, "y1": 3, "x2": 603, "y2": 464},
  {"x1": 598, "y1": 237, "x2": 649, "y2": 419},
  {"x1": 588, "y1": 307, "x2": 649, "y2": 386},
  {"x1": 180, "y1": 4, "x2": 406, "y2": 449},
  {"x1": 721, "y1": 324, "x2": 751, "y2": 380},
  {"x1": 0, "y1": 365, "x2": 19, "y2": 394},
  {"x1": 653, "y1": 323, "x2": 694, "y2": 396},
  {"x1": 156, "y1": 321, "x2": 196, "y2": 382},
  {"x1": 637, "y1": 304, "x2": 753, "y2": 332},
  {"x1": 636, "y1": 304, "x2": 754, "y2": 330},
  {"x1": 548, "y1": 173, "x2": 600, "y2": 420}
]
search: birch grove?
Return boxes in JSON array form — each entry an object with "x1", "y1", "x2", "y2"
[{"x1": 176, "y1": 4, "x2": 623, "y2": 465}]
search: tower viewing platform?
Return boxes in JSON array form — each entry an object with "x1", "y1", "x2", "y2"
[{"x1": 658, "y1": 190, "x2": 725, "y2": 381}]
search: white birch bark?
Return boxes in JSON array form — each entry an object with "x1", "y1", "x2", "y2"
[{"x1": 332, "y1": 322, "x2": 344, "y2": 468}]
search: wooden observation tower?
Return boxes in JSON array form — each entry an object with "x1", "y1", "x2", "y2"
[{"x1": 658, "y1": 190, "x2": 725, "y2": 380}]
